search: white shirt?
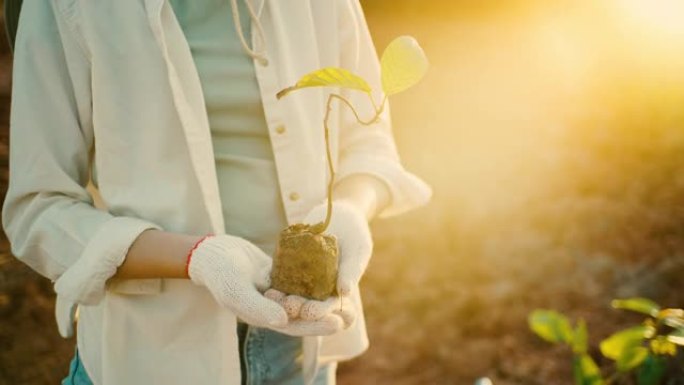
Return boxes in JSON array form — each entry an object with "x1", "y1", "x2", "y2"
[{"x1": 1, "y1": 1, "x2": 432, "y2": 384}]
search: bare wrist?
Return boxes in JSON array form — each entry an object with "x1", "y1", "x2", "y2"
[{"x1": 114, "y1": 230, "x2": 208, "y2": 280}]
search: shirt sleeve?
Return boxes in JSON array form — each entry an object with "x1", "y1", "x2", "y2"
[
  {"x1": 1, "y1": 0, "x2": 162, "y2": 314},
  {"x1": 334, "y1": 0, "x2": 433, "y2": 219}
]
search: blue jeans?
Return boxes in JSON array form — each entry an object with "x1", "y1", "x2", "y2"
[{"x1": 62, "y1": 322, "x2": 336, "y2": 385}]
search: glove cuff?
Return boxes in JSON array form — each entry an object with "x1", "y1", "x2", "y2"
[{"x1": 187, "y1": 234, "x2": 250, "y2": 286}]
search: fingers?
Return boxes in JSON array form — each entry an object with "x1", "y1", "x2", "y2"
[
  {"x1": 264, "y1": 288, "x2": 286, "y2": 303},
  {"x1": 300, "y1": 296, "x2": 343, "y2": 321},
  {"x1": 264, "y1": 289, "x2": 308, "y2": 319},
  {"x1": 273, "y1": 314, "x2": 345, "y2": 337},
  {"x1": 282, "y1": 295, "x2": 307, "y2": 319},
  {"x1": 264, "y1": 291, "x2": 356, "y2": 330},
  {"x1": 333, "y1": 304, "x2": 356, "y2": 329},
  {"x1": 337, "y1": 264, "x2": 366, "y2": 296},
  {"x1": 298, "y1": 296, "x2": 356, "y2": 329},
  {"x1": 230, "y1": 287, "x2": 288, "y2": 328},
  {"x1": 336, "y1": 243, "x2": 372, "y2": 297},
  {"x1": 253, "y1": 263, "x2": 272, "y2": 292},
  {"x1": 336, "y1": 278, "x2": 355, "y2": 297}
]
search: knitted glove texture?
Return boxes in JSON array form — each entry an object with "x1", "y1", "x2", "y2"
[
  {"x1": 269, "y1": 200, "x2": 372, "y2": 327},
  {"x1": 303, "y1": 200, "x2": 372, "y2": 296},
  {"x1": 188, "y1": 234, "x2": 288, "y2": 328}
]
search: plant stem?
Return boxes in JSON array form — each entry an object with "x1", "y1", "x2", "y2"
[
  {"x1": 313, "y1": 92, "x2": 386, "y2": 234},
  {"x1": 319, "y1": 95, "x2": 336, "y2": 233}
]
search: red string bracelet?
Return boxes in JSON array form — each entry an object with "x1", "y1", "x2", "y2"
[{"x1": 185, "y1": 233, "x2": 214, "y2": 278}]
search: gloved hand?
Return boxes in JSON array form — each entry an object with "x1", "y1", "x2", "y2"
[
  {"x1": 306, "y1": 200, "x2": 372, "y2": 297},
  {"x1": 269, "y1": 200, "x2": 372, "y2": 326},
  {"x1": 265, "y1": 288, "x2": 357, "y2": 328},
  {"x1": 188, "y1": 234, "x2": 349, "y2": 336}
]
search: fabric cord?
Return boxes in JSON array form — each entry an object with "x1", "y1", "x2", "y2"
[{"x1": 230, "y1": 0, "x2": 269, "y2": 66}]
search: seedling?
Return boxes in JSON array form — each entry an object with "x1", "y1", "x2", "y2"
[
  {"x1": 529, "y1": 298, "x2": 684, "y2": 385},
  {"x1": 271, "y1": 36, "x2": 429, "y2": 300}
]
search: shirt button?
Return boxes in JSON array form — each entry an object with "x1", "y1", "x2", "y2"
[
  {"x1": 289, "y1": 192, "x2": 300, "y2": 201},
  {"x1": 275, "y1": 125, "x2": 286, "y2": 134}
]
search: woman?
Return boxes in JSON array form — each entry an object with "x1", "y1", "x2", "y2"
[{"x1": 1, "y1": 0, "x2": 432, "y2": 384}]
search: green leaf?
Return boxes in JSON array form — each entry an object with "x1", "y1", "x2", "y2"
[
  {"x1": 611, "y1": 298, "x2": 661, "y2": 317},
  {"x1": 662, "y1": 315, "x2": 684, "y2": 329},
  {"x1": 276, "y1": 67, "x2": 371, "y2": 99},
  {"x1": 637, "y1": 354, "x2": 667, "y2": 385},
  {"x1": 573, "y1": 319, "x2": 589, "y2": 354},
  {"x1": 380, "y1": 35, "x2": 429, "y2": 96},
  {"x1": 617, "y1": 346, "x2": 649, "y2": 372},
  {"x1": 528, "y1": 310, "x2": 573, "y2": 344},
  {"x1": 650, "y1": 336, "x2": 678, "y2": 356},
  {"x1": 573, "y1": 354, "x2": 605, "y2": 385},
  {"x1": 657, "y1": 308, "x2": 684, "y2": 320},
  {"x1": 667, "y1": 329, "x2": 684, "y2": 346},
  {"x1": 600, "y1": 326, "x2": 654, "y2": 360}
]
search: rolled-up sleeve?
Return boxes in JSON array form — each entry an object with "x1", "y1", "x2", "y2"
[
  {"x1": 1, "y1": 0, "x2": 161, "y2": 317},
  {"x1": 334, "y1": 0, "x2": 433, "y2": 219}
]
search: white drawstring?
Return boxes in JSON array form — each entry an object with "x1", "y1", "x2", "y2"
[{"x1": 230, "y1": 0, "x2": 269, "y2": 66}]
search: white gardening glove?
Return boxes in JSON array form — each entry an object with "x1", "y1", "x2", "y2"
[
  {"x1": 264, "y1": 288, "x2": 356, "y2": 330},
  {"x1": 188, "y1": 234, "x2": 348, "y2": 336},
  {"x1": 306, "y1": 200, "x2": 372, "y2": 297},
  {"x1": 188, "y1": 234, "x2": 289, "y2": 328},
  {"x1": 270, "y1": 200, "x2": 371, "y2": 326}
]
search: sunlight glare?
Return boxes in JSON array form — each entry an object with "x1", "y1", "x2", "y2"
[{"x1": 618, "y1": 0, "x2": 684, "y2": 36}]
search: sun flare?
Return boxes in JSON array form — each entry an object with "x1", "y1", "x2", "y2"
[{"x1": 617, "y1": 0, "x2": 684, "y2": 36}]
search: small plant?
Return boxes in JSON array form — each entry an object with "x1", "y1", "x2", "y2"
[
  {"x1": 270, "y1": 36, "x2": 429, "y2": 300},
  {"x1": 529, "y1": 298, "x2": 684, "y2": 385}
]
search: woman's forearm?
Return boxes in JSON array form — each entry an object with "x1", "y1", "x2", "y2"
[
  {"x1": 114, "y1": 230, "x2": 203, "y2": 280},
  {"x1": 333, "y1": 174, "x2": 391, "y2": 221},
  {"x1": 113, "y1": 174, "x2": 388, "y2": 280}
]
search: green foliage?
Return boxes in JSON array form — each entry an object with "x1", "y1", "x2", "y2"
[
  {"x1": 573, "y1": 319, "x2": 589, "y2": 355},
  {"x1": 276, "y1": 35, "x2": 428, "y2": 101},
  {"x1": 275, "y1": 35, "x2": 428, "y2": 232},
  {"x1": 380, "y1": 35, "x2": 429, "y2": 96},
  {"x1": 616, "y1": 346, "x2": 649, "y2": 372},
  {"x1": 667, "y1": 328, "x2": 684, "y2": 346},
  {"x1": 529, "y1": 298, "x2": 683, "y2": 384},
  {"x1": 275, "y1": 67, "x2": 371, "y2": 100},
  {"x1": 660, "y1": 309, "x2": 684, "y2": 329},
  {"x1": 649, "y1": 337, "x2": 677, "y2": 356},
  {"x1": 611, "y1": 298, "x2": 661, "y2": 317},
  {"x1": 573, "y1": 354, "x2": 605, "y2": 385},
  {"x1": 528, "y1": 310, "x2": 573, "y2": 344},
  {"x1": 599, "y1": 325, "x2": 654, "y2": 360},
  {"x1": 637, "y1": 354, "x2": 667, "y2": 385}
]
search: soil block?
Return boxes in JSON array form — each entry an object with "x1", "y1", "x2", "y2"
[{"x1": 270, "y1": 223, "x2": 338, "y2": 300}]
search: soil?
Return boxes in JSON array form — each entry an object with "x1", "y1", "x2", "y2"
[{"x1": 271, "y1": 223, "x2": 338, "y2": 300}]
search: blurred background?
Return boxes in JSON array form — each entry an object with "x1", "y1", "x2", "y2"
[{"x1": 1, "y1": 0, "x2": 684, "y2": 384}]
